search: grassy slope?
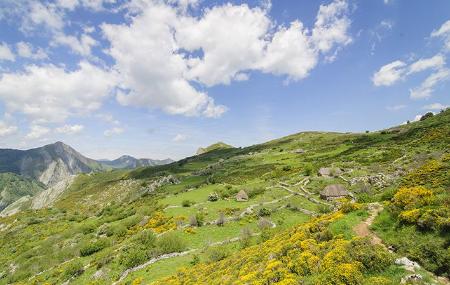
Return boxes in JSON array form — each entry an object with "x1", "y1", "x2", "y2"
[
  {"x1": 0, "y1": 173, "x2": 45, "y2": 211},
  {"x1": 0, "y1": 110, "x2": 448, "y2": 284}
]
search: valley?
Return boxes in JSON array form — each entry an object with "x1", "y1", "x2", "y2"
[{"x1": 0, "y1": 110, "x2": 449, "y2": 285}]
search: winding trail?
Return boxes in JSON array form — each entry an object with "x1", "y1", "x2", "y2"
[
  {"x1": 353, "y1": 202, "x2": 384, "y2": 246},
  {"x1": 353, "y1": 203, "x2": 449, "y2": 285}
]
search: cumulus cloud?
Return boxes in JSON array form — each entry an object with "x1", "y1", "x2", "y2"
[
  {"x1": 52, "y1": 33, "x2": 98, "y2": 57},
  {"x1": 102, "y1": 0, "x2": 351, "y2": 117},
  {"x1": 55, "y1": 124, "x2": 84, "y2": 134},
  {"x1": 0, "y1": 61, "x2": 116, "y2": 123},
  {"x1": 26, "y1": 2, "x2": 64, "y2": 31},
  {"x1": 26, "y1": 125, "x2": 50, "y2": 139},
  {"x1": 104, "y1": 127, "x2": 124, "y2": 136},
  {"x1": 0, "y1": 42, "x2": 15, "y2": 61},
  {"x1": 0, "y1": 121, "x2": 18, "y2": 137},
  {"x1": 16, "y1": 42, "x2": 48, "y2": 60},
  {"x1": 423, "y1": 103, "x2": 449, "y2": 110},
  {"x1": 372, "y1": 60, "x2": 406, "y2": 86},
  {"x1": 172, "y1": 133, "x2": 187, "y2": 142}
]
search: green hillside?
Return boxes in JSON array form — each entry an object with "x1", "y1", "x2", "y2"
[
  {"x1": 0, "y1": 110, "x2": 448, "y2": 285},
  {"x1": 0, "y1": 173, "x2": 45, "y2": 211}
]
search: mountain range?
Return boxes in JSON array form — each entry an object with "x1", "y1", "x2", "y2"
[{"x1": 0, "y1": 142, "x2": 173, "y2": 212}]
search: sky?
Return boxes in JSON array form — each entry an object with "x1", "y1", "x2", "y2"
[{"x1": 0, "y1": 0, "x2": 449, "y2": 160}]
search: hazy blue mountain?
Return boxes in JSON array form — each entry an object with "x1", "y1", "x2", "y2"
[{"x1": 99, "y1": 155, "x2": 174, "y2": 169}]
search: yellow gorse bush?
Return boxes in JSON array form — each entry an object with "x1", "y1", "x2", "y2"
[
  {"x1": 392, "y1": 186, "x2": 434, "y2": 210},
  {"x1": 151, "y1": 211, "x2": 392, "y2": 285}
]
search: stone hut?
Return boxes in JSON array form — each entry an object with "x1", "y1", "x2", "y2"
[
  {"x1": 236, "y1": 190, "x2": 249, "y2": 202},
  {"x1": 320, "y1": 184, "x2": 350, "y2": 200}
]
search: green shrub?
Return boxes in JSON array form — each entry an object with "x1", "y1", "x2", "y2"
[
  {"x1": 348, "y1": 237, "x2": 392, "y2": 273},
  {"x1": 257, "y1": 207, "x2": 271, "y2": 217},
  {"x1": 207, "y1": 247, "x2": 229, "y2": 262},
  {"x1": 156, "y1": 233, "x2": 187, "y2": 254},
  {"x1": 135, "y1": 230, "x2": 156, "y2": 248},
  {"x1": 182, "y1": 200, "x2": 192, "y2": 207},
  {"x1": 120, "y1": 249, "x2": 147, "y2": 269},
  {"x1": 79, "y1": 222, "x2": 97, "y2": 234},
  {"x1": 64, "y1": 260, "x2": 84, "y2": 278},
  {"x1": 80, "y1": 238, "x2": 111, "y2": 256}
]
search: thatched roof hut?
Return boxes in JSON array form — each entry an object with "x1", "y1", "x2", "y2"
[
  {"x1": 236, "y1": 190, "x2": 249, "y2": 202},
  {"x1": 320, "y1": 184, "x2": 349, "y2": 200}
]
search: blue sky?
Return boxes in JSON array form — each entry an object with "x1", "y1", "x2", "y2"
[{"x1": 0, "y1": 0, "x2": 449, "y2": 160}]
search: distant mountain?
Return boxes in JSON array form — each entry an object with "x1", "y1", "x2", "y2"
[
  {"x1": 0, "y1": 141, "x2": 106, "y2": 187},
  {"x1": 196, "y1": 142, "x2": 234, "y2": 155},
  {"x1": 99, "y1": 155, "x2": 174, "y2": 169}
]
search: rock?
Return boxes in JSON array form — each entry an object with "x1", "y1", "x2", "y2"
[
  {"x1": 395, "y1": 257, "x2": 421, "y2": 272},
  {"x1": 145, "y1": 175, "x2": 180, "y2": 193},
  {"x1": 293, "y1": 148, "x2": 306, "y2": 154},
  {"x1": 139, "y1": 216, "x2": 150, "y2": 226},
  {"x1": 401, "y1": 274, "x2": 422, "y2": 284}
]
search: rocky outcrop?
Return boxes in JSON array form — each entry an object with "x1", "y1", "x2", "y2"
[{"x1": 31, "y1": 175, "x2": 75, "y2": 209}]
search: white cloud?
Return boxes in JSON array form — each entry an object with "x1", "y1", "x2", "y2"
[
  {"x1": 104, "y1": 127, "x2": 124, "y2": 136},
  {"x1": 372, "y1": 60, "x2": 406, "y2": 86},
  {"x1": 56, "y1": 0, "x2": 79, "y2": 10},
  {"x1": 0, "y1": 61, "x2": 116, "y2": 123},
  {"x1": 55, "y1": 124, "x2": 84, "y2": 134},
  {"x1": 26, "y1": 125, "x2": 50, "y2": 139},
  {"x1": 173, "y1": 133, "x2": 187, "y2": 142},
  {"x1": 102, "y1": 0, "x2": 351, "y2": 117},
  {"x1": 0, "y1": 42, "x2": 15, "y2": 61},
  {"x1": 410, "y1": 68, "x2": 450, "y2": 99},
  {"x1": 431, "y1": 20, "x2": 450, "y2": 51},
  {"x1": 311, "y1": 0, "x2": 352, "y2": 53},
  {"x1": 103, "y1": 2, "x2": 227, "y2": 118},
  {"x1": 52, "y1": 33, "x2": 98, "y2": 57},
  {"x1": 260, "y1": 21, "x2": 318, "y2": 80},
  {"x1": 386, "y1": 104, "x2": 406, "y2": 111},
  {"x1": 0, "y1": 121, "x2": 18, "y2": 137},
  {"x1": 26, "y1": 2, "x2": 64, "y2": 31},
  {"x1": 423, "y1": 103, "x2": 449, "y2": 110},
  {"x1": 16, "y1": 42, "x2": 48, "y2": 60},
  {"x1": 407, "y1": 54, "x2": 445, "y2": 74}
]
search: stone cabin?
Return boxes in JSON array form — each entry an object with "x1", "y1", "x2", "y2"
[
  {"x1": 236, "y1": 190, "x2": 249, "y2": 202},
  {"x1": 320, "y1": 184, "x2": 350, "y2": 201},
  {"x1": 318, "y1": 167, "x2": 343, "y2": 178}
]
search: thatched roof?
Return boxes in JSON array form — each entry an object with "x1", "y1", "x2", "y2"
[
  {"x1": 236, "y1": 190, "x2": 248, "y2": 201},
  {"x1": 320, "y1": 184, "x2": 349, "y2": 198}
]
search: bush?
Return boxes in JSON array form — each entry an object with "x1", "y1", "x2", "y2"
[
  {"x1": 80, "y1": 238, "x2": 111, "y2": 256},
  {"x1": 134, "y1": 230, "x2": 156, "y2": 248},
  {"x1": 420, "y1": 112, "x2": 434, "y2": 121},
  {"x1": 207, "y1": 192, "x2": 219, "y2": 202},
  {"x1": 303, "y1": 163, "x2": 314, "y2": 176},
  {"x1": 257, "y1": 207, "x2": 271, "y2": 217},
  {"x1": 79, "y1": 222, "x2": 97, "y2": 234},
  {"x1": 156, "y1": 233, "x2": 187, "y2": 254},
  {"x1": 189, "y1": 212, "x2": 205, "y2": 227},
  {"x1": 207, "y1": 247, "x2": 229, "y2": 262},
  {"x1": 64, "y1": 260, "x2": 84, "y2": 278},
  {"x1": 182, "y1": 200, "x2": 192, "y2": 207},
  {"x1": 109, "y1": 224, "x2": 127, "y2": 238},
  {"x1": 348, "y1": 237, "x2": 392, "y2": 273},
  {"x1": 392, "y1": 186, "x2": 434, "y2": 210},
  {"x1": 120, "y1": 249, "x2": 147, "y2": 269},
  {"x1": 239, "y1": 227, "x2": 252, "y2": 248}
]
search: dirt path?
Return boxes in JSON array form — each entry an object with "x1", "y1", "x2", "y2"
[{"x1": 353, "y1": 202, "x2": 384, "y2": 245}]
